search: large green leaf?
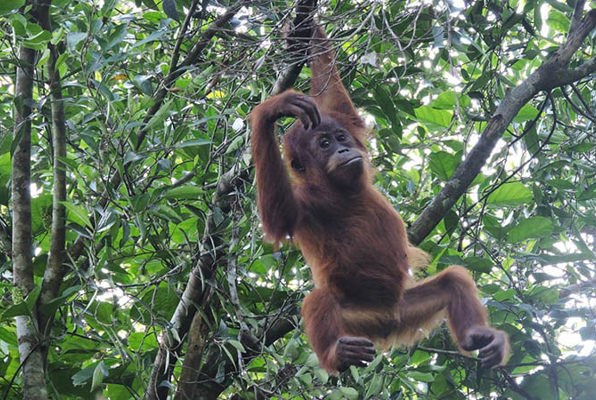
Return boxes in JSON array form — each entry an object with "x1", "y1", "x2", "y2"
[
  {"x1": 507, "y1": 216, "x2": 553, "y2": 243},
  {"x1": 429, "y1": 151, "x2": 460, "y2": 181},
  {"x1": 0, "y1": 0, "x2": 24, "y2": 15},
  {"x1": 487, "y1": 182, "x2": 533, "y2": 207},
  {"x1": 414, "y1": 106, "x2": 453, "y2": 128}
]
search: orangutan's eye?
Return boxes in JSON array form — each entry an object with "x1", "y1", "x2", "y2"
[{"x1": 319, "y1": 138, "x2": 331, "y2": 149}]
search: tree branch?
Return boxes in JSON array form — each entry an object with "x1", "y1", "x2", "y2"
[
  {"x1": 408, "y1": 7, "x2": 596, "y2": 245},
  {"x1": 37, "y1": 0, "x2": 69, "y2": 343},
  {"x1": 136, "y1": 0, "x2": 252, "y2": 150},
  {"x1": 272, "y1": 0, "x2": 318, "y2": 94},
  {"x1": 11, "y1": 1, "x2": 49, "y2": 398},
  {"x1": 560, "y1": 277, "x2": 596, "y2": 299},
  {"x1": 64, "y1": 2, "x2": 251, "y2": 270},
  {"x1": 145, "y1": 2, "x2": 319, "y2": 398},
  {"x1": 0, "y1": 217, "x2": 11, "y2": 258},
  {"x1": 145, "y1": 166, "x2": 248, "y2": 400}
]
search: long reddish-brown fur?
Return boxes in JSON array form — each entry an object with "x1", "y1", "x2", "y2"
[{"x1": 250, "y1": 24, "x2": 509, "y2": 373}]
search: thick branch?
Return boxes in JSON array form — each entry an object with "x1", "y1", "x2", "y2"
[
  {"x1": 272, "y1": 0, "x2": 318, "y2": 94},
  {"x1": 192, "y1": 308, "x2": 299, "y2": 400},
  {"x1": 408, "y1": 8, "x2": 596, "y2": 245},
  {"x1": 145, "y1": 167, "x2": 247, "y2": 400},
  {"x1": 272, "y1": 62, "x2": 306, "y2": 96},
  {"x1": 146, "y1": 2, "x2": 319, "y2": 398},
  {"x1": 37, "y1": 0, "x2": 68, "y2": 340},
  {"x1": 11, "y1": 1, "x2": 49, "y2": 398},
  {"x1": 174, "y1": 310, "x2": 211, "y2": 400}
]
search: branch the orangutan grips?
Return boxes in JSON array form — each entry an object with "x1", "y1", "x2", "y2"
[{"x1": 250, "y1": 21, "x2": 509, "y2": 373}]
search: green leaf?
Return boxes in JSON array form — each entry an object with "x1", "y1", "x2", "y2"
[
  {"x1": 0, "y1": 326, "x2": 17, "y2": 345},
  {"x1": 31, "y1": 194, "x2": 52, "y2": 234},
  {"x1": 25, "y1": 283, "x2": 42, "y2": 310},
  {"x1": 415, "y1": 106, "x2": 452, "y2": 128},
  {"x1": 128, "y1": 331, "x2": 159, "y2": 351},
  {"x1": 547, "y1": 179, "x2": 574, "y2": 190},
  {"x1": 514, "y1": 104, "x2": 540, "y2": 122},
  {"x1": 67, "y1": 32, "x2": 87, "y2": 51},
  {"x1": 132, "y1": 74, "x2": 154, "y2": 95},
  {"x1": 163, "y1": 185, "x2": 202, "y2": 200},
  {"x1": 394, "y1": 98, "x2": 417, "y2": 117},
  {"x1": 227, "y1": 340, "x2": 246, "y2": 353},
  {"x1": 334, "y1": 387, "x2": 359, "y2": 400},
  {"x1": 520, "y1": 371, "x2": 554, "y2": 397},
  {"x1": 0, "y1": 152, "x2": 10, "y2": 205},
  {"x1": 578, "y1": 183, "x2": 596, "y2": 201},
  {"x1": 568, "y1": 143, "x2": 595, "y2": 153},
  {"x1": 373, "y1": 86, "x2": 401, "y2": 131},
  {"x1": 429, "y1": 151, "x2": 460, "y2": 181},
  {"x1": 103, "y1": 23, "x2": 128, "y2": 51},
  {"x1": 487, "y1": 182, "x2": 533, "y2": 207},
  {"x1": 40, "y1": 285, "x2": 80, "y2": 318},
  {"x1": 1, "y1": 302, "x2": 31, "y2": 320},
  {"x1": 507, "y1": 216, "x2": 553, "y2": 243},
  {"x1": 23, "y1": 29, "x2": 52, "y2": 50},
  {"x1": 162, "y1": 0, "x2": 179, "y2": 21},
  {"x1": 536, "y1": 253, "x2": 593, "y2": 264},
  {"x1": 72, "y1": 364, "x2": 95, "y2": 386},
  {"x1": 430, "y1": 90, "x2": 470, "y2": 110},
  {"x1": 528, "y1": 286, "x2": 559, "y2": 304},
  {"x1": 131, "y1": 28, "x2": 168, "y2": 49},
  {"x1": 130, "y1": 283, "x2": 179, "y2": 323},
  {"x1": 444, "y1": 209, "x2": 459, "y2": 234},
  {"x1": 493, "y1": 288, "x2": 516, "y2": 302},
  {"x1": 62, "y1": 202, "x2": 93, "y2": 229},
  {"x1": 153, "y1": 204, "x2": 183, "y2": 223},
  {"x1": 91, "y1": 361, "x2": 108, "y2": 391},
  {"x1": 0, "y1": 0, "x2": 24, "y2": 15},
  {"x1": 465, "y1": 256, "x2": 494, "y2": 273},
  {"x1": 92, "y1": 302, "x2": 114, "y2": 325},
  {"x1": 408, "y1": 371, "x2": 435, "y2": 382},
  {"x1": 145, "y1": 99, "x2": 173, "y2": 130},
  {"x1": 101, "y1": 0, "x2": 118, "y2": 15},
  {"x1": 123, "y1": 151, "x2": 144, "y2": 165},
  {"x1": 10, "y1": 13, "x2": 27, "y2": 35},
  {"x1": 547, "y1": 9, "x2": 570, "y2": 32},
  {"x1": 175, "y1": 139, "x2": 211, "y2": 148}
]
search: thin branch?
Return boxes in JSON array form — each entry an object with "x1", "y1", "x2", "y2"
[
  {"x1": 168, "y1": 0, "x2": 201, "y2": 75},
  {"x1": 0, "y1": 217, "x2": 10, "y2": 258},
  {"x1": 136, "y1": 0, "x2": 252, "y2": 150},
  {"x1": 561, "y1": 85, "x2": 596, "y2": 124},
  {"x1": 560, "y1": 277, "x2": 596, "y2": 298},
  {"x1": 569, "y1": 0, "x2": 587, "y2": 35},
  {"x1": 570, "y1": 83, "x2": 596, "y2": 122},
  {"x1": 502, "y1": 371, "x2": 537, "y2": 400}
]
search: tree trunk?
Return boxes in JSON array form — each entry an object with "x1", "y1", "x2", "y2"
[{"x1": 12, "y1": 42, "x2": 49, "y2": 400}]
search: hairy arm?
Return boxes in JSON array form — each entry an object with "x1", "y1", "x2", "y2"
[{"x1": 250, "y1": 90, "x2": 320, "y2": 242}]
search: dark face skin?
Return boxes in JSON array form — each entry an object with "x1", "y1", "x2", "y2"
[{"x1": 307, "y1": 122, "x2": 364, "y2": 189}]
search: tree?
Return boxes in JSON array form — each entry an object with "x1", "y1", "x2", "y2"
[{"x1": 0, "y1": 0, "x2": 594, "y2": 399}]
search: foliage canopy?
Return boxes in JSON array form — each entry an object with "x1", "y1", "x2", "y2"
[{"x1": 0, "y1": 0, "x2": 594, "y2": 399}]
